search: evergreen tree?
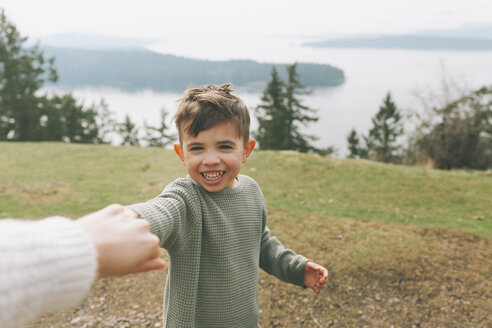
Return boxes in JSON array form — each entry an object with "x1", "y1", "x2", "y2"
[
  {"x1": 143, "y1": 108, "x2": 176, "y2": 147},
  {"x1": 254, "y1": 66, "x2": 286, "y2": 150},
  {"x1": 35, "y1": 94, "x2": 99, "y2": 143},
  {"x1": 255, "y1": 64, "x2": 327, "y2": 154},
  {"x1": 0, "y1": 9, "x2": 57, "y2": 141},
  {"x1": 364, "y1": 92, "x2": 403, "y2": 163},
  {"x1": 0, "y1": 10, "x2": 103, "y2": 143},
  {"x1": 118, "y1": 114, "x2": 139, "y2": 146},
  {"x1": 57, "y1": 95, "x2": 99, "y2": 143},
  {"x1": 347, "y1": 129, "x2": 360, "y2": 158},
  {"x1": 284, "y1": 63, "x2": 319, "y2": 152},
  {"x1": 94, "y1": 99, "x2": 117, "y2": 144}
]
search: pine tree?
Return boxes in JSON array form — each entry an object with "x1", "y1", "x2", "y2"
[
  {"x1": 364, "y1": 92, "x2": 403, "y2": 163},
  {"x1": 143, "y1": 108, "x2": 176, "y2": 147},
  {"x1": 254, "y1": 66, "x2": 286, "y2": 150},
  {"x1": 255, "y1": 64, "x2": 326, "y2": 154},
  {"x1": 118, "y1": 114, "x2": 139, "y2": 146},
  {"x1": 56, "y1": 95, "x2": 99, "y2": 143},
  {"x1": 284, "y1": 63, "x2": 319, "y2": 152},
  {"x1": 0, "y1": 9, "x2": 58, "y2": 141},
  {"x1": 347, "y1": 129, "x2": 360, "y2": 158},
  {"x1": 94, "y1": 99, "x2": 117, "y2": 144}
]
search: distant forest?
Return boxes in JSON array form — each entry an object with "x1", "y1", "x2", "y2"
[{"x1": 43, "y1": 47, "x2": 345, "y2": 92}]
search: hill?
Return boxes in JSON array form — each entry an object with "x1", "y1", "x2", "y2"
[
  {"x1": 1, "y1": 143, "x2": 490, "y2": 327},
  {"x1": 305, "y1": 34, "x2": 492, "y2": 51},
  {"x1": 42, "y1": 47, "x2": 345, "y2": 92},
  {"x1": 1, "y1": 143, "x2": 488, "y2": 236}
]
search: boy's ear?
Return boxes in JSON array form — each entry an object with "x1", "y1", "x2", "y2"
[
  {"x1": 174, "y1": 143, "x2": 185, "y2": 164},
  {"x1": 242, "y1": 139, "x2": 256, "y2": 163}
]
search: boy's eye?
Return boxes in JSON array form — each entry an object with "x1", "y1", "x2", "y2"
[
  {"x1": 219, "y1": 145, "x2": 233, "y2": 150},
  {"x1": 190, "y1": 146, "x2": 203, "y2": 151}
]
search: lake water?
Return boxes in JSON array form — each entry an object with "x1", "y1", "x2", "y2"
[{"x1": 48, "y1": 37, "x2": 492, "y2": 155}]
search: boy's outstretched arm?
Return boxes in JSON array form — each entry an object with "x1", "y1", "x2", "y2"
[{"x1": 304, "y1": 261, "x2": 329, "y2": 294}]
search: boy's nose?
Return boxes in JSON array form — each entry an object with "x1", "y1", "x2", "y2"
[{"x1": 202, "y1": 152, "x2": 221, "y2": 165}]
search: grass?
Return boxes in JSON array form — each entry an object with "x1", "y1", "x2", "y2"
[
  {"x1": 2, "y1": 142, "x2": 491, "y2": 327},
  {"x1": 1, "y1": 142, "x2": 490, "y2": 236}
]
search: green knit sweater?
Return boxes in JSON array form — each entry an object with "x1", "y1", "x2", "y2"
[{"x1": 130, "y1": 174, "x2": 309, "y2": 328}]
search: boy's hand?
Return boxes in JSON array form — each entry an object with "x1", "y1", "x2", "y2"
[{"x1": 304, "y1": 261, "x2": 328, "y2": 294}]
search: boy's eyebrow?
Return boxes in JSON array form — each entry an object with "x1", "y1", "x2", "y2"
[
  {"x1": 185, "y1": 142, "x2": 204, "y2": 148},
  {"x1": 217, "y1": 139, "x2": 236, "y2": 145}
]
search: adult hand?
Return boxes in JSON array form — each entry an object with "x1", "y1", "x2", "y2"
[{"x1": 76, "y1": 204, "x2": 166, "y2": 277}]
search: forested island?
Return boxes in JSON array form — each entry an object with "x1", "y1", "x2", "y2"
[{"x1": 43, "y1": 47, "x2": 345, "y2": 92}]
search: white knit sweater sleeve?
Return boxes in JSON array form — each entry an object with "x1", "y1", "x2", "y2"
[{"x1": 0, "y1": 217, "x2": 98, "y2": 328}]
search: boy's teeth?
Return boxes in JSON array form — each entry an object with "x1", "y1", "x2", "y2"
[{"x1": 202, "y1": 172, "x2": 224, "y2": 180}]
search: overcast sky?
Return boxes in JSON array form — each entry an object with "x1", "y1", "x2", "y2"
[{"x1": 2, "y1": 0, "x2": 492, "y2": 39}]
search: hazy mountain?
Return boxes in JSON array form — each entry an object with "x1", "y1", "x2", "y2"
[
  {"x1": 305, "y1": 34, "x2": 492, "y2": 51},
  {"x1": 34, "y1": 33, "x2": 157, "y2": 50},
  {"x1": 415, "y1": 24, "x2": 492, "y2": 39},
  {"x1": 43, "y1": 47, "x2": 345, "y2": 92}
]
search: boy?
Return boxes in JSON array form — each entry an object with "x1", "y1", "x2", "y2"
[{"x1": 129, "y1": 84, "x2": 328, "y2": 327}]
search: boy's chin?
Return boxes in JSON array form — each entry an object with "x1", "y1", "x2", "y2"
[{"x1": 198, "y1": 182, "x2": 227, "y2": 192}]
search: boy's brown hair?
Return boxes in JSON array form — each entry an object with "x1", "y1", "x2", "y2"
[{"x1": 174, "y1": 83, "x2": 250, "y2": 144}]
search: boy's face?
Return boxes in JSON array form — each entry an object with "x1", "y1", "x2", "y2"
[{"x1": 174, "y1": 121, "x2": 255, "y2": 192}]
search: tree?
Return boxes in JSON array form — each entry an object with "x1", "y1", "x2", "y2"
[
  {"x1": 255, "y1": 63, "x2": 330, "y2": 154},
  {"x1": 284, "y1": 63, "x2": 319, "y2": 152},
  {"x1": 0, "y1": 9, "x2": 57, "y2": 141},
  {"x1": 0, "y1": 10, "x2": 103, "y2": 144},
  {"x1": 254, "y1": 66, "x2": 286, "y2": 150},
  {"x1": 364, "y1": 92, "x2": 403, "y2": 163},
  {"x1": 30, "y1": 94, "x2": 99, "y2": 143},
  {"x1": 118, "y1": 114, "x2": 139, "y2": 146},
  {"x1": 347, "y1": 128, "x2": 365, "y2": 158},
  {"x1": 143, "y1": 108, "x2": 176, "y2": 147},
  {"x1": 94, "y1": 99, "x2": 117, "y2": 144},
  {"x1": 53, "y1": 94, "x2": 99, "y2": 143},
  {"x1": 414, "y1": 86, "x2": 492, "y2": 170}
]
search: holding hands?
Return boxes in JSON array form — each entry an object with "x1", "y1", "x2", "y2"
[
  {"x1": 304, "y1": 261, "x2": 328, "y2": 294},
  {"x1": 76, "y1": 204, "x2": 166, "y2": 277}
]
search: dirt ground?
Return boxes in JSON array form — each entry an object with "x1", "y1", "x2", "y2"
[{"x1": 28, "y1": 214, "x2": 491, "y2": 328}]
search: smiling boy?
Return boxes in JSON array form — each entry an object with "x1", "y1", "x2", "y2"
[{"x1": 129, "y1": 84, "x2": 328, "y2": 328}]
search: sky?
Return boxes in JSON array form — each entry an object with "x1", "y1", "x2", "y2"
[{"x1": 2, "y1": 0, "x2": 492, "y2": 40}]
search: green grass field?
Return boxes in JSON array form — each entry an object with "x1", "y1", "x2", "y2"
[
  {"x1": 2, "y1": 142, "x2": 491, "y2": 327},
  {"x1": 1, "y1": 142, "x2": 490, "y2": 236}
]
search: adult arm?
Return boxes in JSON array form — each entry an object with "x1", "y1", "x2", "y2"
[
  {"x1": 0, "y1": 204, "x2": 165, "y2": 328},
  {"x1": 0, "y1": 216, "x2": 97, "y2": 328}
]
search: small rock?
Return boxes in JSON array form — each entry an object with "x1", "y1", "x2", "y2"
[{"x1": 70, "y1": 317, "x2": 82, "y2": 325}]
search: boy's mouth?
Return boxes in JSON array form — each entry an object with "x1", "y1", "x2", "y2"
[{"x1": 201, "y1": 171, "x2": 225, "y2": 181}]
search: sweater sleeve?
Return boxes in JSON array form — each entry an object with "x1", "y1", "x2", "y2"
[
  {"x1": 129, "y1": 178, "x2": 195, "y2": 250},
  {"x1": 0, "y1": 217, "x2": 97, "y2": 328},
  {"x1": 254, "y1": 181, "x2": 309, "y2": 287},
  {"x1": 259, "y1": 225, "x2": 309, "y2": 287}
]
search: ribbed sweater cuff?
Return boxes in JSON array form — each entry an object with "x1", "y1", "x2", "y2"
[{"x1": 293, "y1": 255, "x2": 310, "y2": 287}]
